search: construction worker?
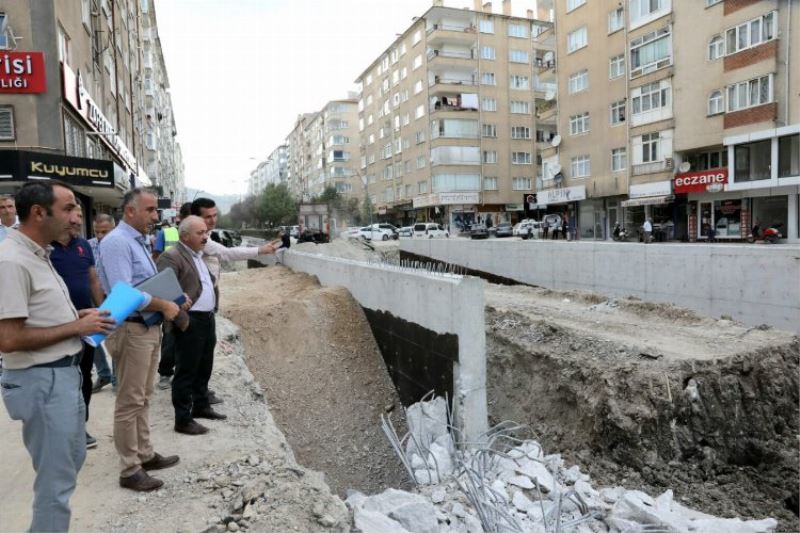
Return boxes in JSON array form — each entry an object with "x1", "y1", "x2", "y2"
[{"x1": 152, "y1": 204, "x2": 189, "y2": 259}]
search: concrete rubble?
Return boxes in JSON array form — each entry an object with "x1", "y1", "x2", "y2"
[{"x1": 348, "y1": 397, "x2": 778, "y2": 533}]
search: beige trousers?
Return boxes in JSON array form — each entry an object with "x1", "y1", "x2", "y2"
[{"x1": 107, "y1": 322, "x2": 161, "y2": 477}]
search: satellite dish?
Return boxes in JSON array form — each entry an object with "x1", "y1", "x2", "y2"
[
  {"x1": 545, "y1": 90, "x2": 556, "y2": 101},
  {"x1": 551, "y1": 134, "x2": 562, "y2": 147},
  {"x1": 543, "y1": 51, "x2": 554, "y2": 62},
  {"x1": 678, "y1": 161, "x2": 691, "y2": 173},
  {"x1": 552, "y1": 163, "x2": 562, "y2": 174}
]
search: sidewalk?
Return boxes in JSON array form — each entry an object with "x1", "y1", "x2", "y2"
[{"x1": 0, "y1": 317, "x2": 348, "y2": 532}]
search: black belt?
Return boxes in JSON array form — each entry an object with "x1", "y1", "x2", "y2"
[
  {"x1": 125, "y1": 316, "x2": 146, "y2": 324},
  {"x1": 188, "y1": 310, "x2": 215, "y2": 317},
  {"x1": 32, "y1": 353, "x2": 81, "y2": 368}
]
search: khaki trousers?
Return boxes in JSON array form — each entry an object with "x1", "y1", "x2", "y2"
[{"x1": 107, "y1": 322, "x2": 161, "y2": 477}]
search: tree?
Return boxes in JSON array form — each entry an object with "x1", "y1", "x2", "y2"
[
  {"x1": 361, "y1": 194, "x2": 374, "y2": 225},
  {"x1": 259, "y1": 183, "x2": 297, "y2": 227}
]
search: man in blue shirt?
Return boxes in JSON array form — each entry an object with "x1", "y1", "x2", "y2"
[
  {"x1": 51, "y1": 205, "x2": 105, "y2": 450},
  {"x1": 0, "y1": 194, "x2": 17, "y2": 242},
  {"x1": 98, "y1": 188, "x2": 181, "y2": 492}
]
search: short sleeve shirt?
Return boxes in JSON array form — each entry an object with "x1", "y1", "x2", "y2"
[
  {"x1": 0, "y1": 229, "x2": 82, "y2": 369},
  {"x1": 51, "y1": 236, "x2": 96, "y2": 310}
]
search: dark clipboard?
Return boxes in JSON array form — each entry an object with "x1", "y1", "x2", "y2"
[{"x1": 133, "y1": 267, "x2": 186, "y2": 326}]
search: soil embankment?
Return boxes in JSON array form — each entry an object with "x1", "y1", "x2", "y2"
[
  {"x1": 220, "y1": 266, "x2": 409, "y2": 497},
  {"x1": 485, "y1": 284, "x2": 800, "y2": 531}
]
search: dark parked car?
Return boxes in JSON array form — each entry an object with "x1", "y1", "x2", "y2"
[
  {"x1": 470, "y1": 223, "x2": 489, "y2": 239},
  {"x1": 210, "y1": 229, "x2": 237, "y2": 247},
  {"x1": 495, "y1": 222, "x2": 513, "y2": 238}
]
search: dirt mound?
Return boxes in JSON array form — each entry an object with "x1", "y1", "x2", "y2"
[
  {"x1": 220, "y1": 267, "x2": 409, "y2": 497},
  {"x1": 294, "y1": 239, "x2": 399, "y2": 263},
  {"x1": 484, "y1": 289, "x2": 800, "y2": 531}
]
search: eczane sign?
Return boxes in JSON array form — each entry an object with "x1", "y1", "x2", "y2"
[
  {"x1": 0, "y1": 51, "x2": 46, "y2": 93},
  {"x1": 674, "y1": 169, "x2": 728, "y2": 194}
]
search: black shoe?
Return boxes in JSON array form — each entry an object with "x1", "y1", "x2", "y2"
[
  {"x1": 174, "y1": 420, "x2": 209, "y2": 435},
  {"x1": 192, "y1": 407, "x2": 227, "y2": 420},
  {"x1": 120, "y1": 470, "x2": 164, "y2": 492},
  {"x1": 208, "y1": 390, "x2": 223, "y2": 405},
  {"x1": 141, "y1": 452, "x2": 180, "y2": 471},
  {"x1": 92, "y1": 376, "x2": 111, "y2": 393}
]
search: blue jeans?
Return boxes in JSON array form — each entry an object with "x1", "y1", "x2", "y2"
[
  {"x1": 94, "y1": 343, "x2": 116, "y2": 385},
  {"x1": 1, "y1": 364, "x2": 86, "y2": 532}
]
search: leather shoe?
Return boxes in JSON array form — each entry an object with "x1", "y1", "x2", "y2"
[
  {"x1": 141, "y1": 452, "x2": 180, "y2": 471},
  {"x1": 175, "y1": 419, "x2": 209, "y2": 435},
  {"x1": 192, "y1": 407, "x2": 227, "y2": 420},
  {"x1": 120, "y1": 469, "x2": 164, "y2": 492}
]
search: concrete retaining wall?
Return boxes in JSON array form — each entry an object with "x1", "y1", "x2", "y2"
[
  {"x1": 282, "y1": 250, "x2": 488, "y2": 441},
  {"x1": 401, "y1": 240, "x2": 800, "y2": 334}
]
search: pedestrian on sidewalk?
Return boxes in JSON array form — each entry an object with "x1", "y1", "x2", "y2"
[
  {"x1": 643, "y1": 218, "x2": 653, "y2": 244},
  {"x1": 157, "y1": 216, "x2": 227, "y2": 435},
  {"x1": 0, "y1": 181, "x2": 115, "y2": 532},
  {"x1": 51, "y1": 204, "x2": 106, "y2": 450},
  {"x1": 156, "y1": 203, "x2": 192, "y2": 391},
  {"x1": 98, "y1": 188, "x2": 182, "y2": 492},
  {"x1": 88, "y1": 213, "x2": 116, "y2": 392}
]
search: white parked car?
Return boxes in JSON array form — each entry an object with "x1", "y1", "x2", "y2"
[
  {"x1": 367, "y1": 223, "x2": 399, "y2": 239},
  {"x1": 341, "y1": 227, "x2": 361, "y2": 239},
  {"x1": 512, "y1": 219, "x2": 544, "y2": 238},
  {"x1": 397, "y1": 226, "x2": 414, "y2": 238},
  {"x1": 358, "y1": 226, "x2": 395, "y2": 241},
  {"x1": 413, "y1": 222, "x2": 449, "y2": 239}
]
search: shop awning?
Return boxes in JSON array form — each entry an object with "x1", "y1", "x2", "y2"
[{"x1": 621, "y1": 195, "x2": 674, "y2": 208}]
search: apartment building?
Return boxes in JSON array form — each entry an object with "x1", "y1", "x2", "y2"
[
  {"x1": 355, "y1": 0, "x2": 550, "y2": 231},
  {"x1": 249, "y1": 144, "x2": 289, "y2": 196},
  {"x1": 0, "y1": 0, "x2": 184, "y2": 221},
  {"x1": 551, "y1": 0, "x2": 798, "y2": 242},
  {"x1": 285, "y1": 112, "x2": 318, "y2": 199}
]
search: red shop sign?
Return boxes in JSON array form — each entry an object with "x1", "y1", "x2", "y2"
[
  {"x1": 0, "y1": 51, "x2": 47, "y2": 93},
  {"x1": 673, "y1": 168, "x2": 728, "y2": 194}
]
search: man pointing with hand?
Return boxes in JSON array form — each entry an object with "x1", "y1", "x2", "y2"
[{"x1": 0, "y1": 181, "x2": 115, "y2": 533}]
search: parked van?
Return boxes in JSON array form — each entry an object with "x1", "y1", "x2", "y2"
[{"x1": 413, "y1": 222, "x2": 449, "y2": 239}]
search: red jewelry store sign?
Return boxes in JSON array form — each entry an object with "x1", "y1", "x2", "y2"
[
  {"x1": 673, "y1": 168, "x2": 728, "y2": 194},
  {"x1": 0, "y1": 51, "x2": 47, "y2": 93}
]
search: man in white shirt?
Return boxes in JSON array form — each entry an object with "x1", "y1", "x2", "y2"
[
  {"x1": 0, "y1": 194, "x2": 18, "y2": 242},
  {"x1": 643, "y1": 218, "x2": 653, "y2": 244}
]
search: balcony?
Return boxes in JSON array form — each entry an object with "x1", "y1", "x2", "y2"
[
  {"x1": 429, "y1": 94, "x2": 478, "y2": 115},
  {"x1": 426, "y1": 22, "x2": 478, "y2": 44},
  {"x1": 428, "y1": 75, "x2": 477, "y2": 95},
  {"x1": 536, "y1": 100, "x2": 558, "y2": 123},
  {"x1": 632, "y1": 158, "x2": 674, "y2": 176},
  {"x1": 427, "y1": 48, "x2": 476, "y2": 67}
]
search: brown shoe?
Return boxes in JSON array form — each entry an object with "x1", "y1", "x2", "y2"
[
  {"x1": 192, "y1": 407, "x2": 227, "y2": 420},
  {"x1": 141, "y1": 452, "x2": 180, "y2": 471},
  {"x1": 175, "y1": 419, "x2": 209, "y2": 435},
  {"x1": 120, "y1": 469, "x2": 164, "y2": 492}
]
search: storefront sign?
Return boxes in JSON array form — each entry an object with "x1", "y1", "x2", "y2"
[
  {"x1": 538, "y1": 185, "x2": 586, "y2": 206},
  {"x1": 412, "y1": 192, "x2": 480, "y2": 208},
  {"x1": 629, "y1": 180, "x2": 672, "y2": 199},
  {"x1": 0, "y1": 52, "x2": 46, "y2": 93},
  {"x1": 673, "y1": 168, "x2": 728, "y2": 194},
  {"x1": 0, "y1": 150, "x2": 114, "y2": 188},
  {"x1": 62, "y1": 64, "x2": 137, "y2": 172},
  {"x1": 505, "y1": 204, "x2": 524, "y2": 211}
]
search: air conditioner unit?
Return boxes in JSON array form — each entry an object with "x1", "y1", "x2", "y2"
[{"x1": 665, "y1": 158, "x2": 674, "y2": 169}]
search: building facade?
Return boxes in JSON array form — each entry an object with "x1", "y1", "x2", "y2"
[
  {"x1": 355, "y1": 1, "x2": 550, "y2": 232},
  {"x1": 0, "y1": 0, "x2": 184, "y2": 221},
  {"x1": 249, "y1": 143, "x2": 288, "y2": 196},
  {"x1": 550, "y1": 0, "x2": 798, "y2": 242}
]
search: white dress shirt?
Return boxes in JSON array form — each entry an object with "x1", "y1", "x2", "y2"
[
  {"x1": 181, "y1": 243, "x2": 216, "y2": 312},
  {"x1": 201, "y1": 239, "x2": 259, "y2": 284}
]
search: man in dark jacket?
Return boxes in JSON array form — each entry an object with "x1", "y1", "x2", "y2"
[{"x1": 156, "y1": 215, "x2": 226, "y2": 436}]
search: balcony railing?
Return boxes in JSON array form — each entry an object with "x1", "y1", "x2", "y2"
[
  {"x1": 427, "y1": 23, "x2": 477, "y2": 34},
  {"x1": 429, "y1": 77, "x2": 476, "y2": 87},
  {"x1": 632, "y1": 159, "x2": 673, "y2": 176},
  {"x1": 427, "y1": 49, "x2": 475, "y2": 61}
]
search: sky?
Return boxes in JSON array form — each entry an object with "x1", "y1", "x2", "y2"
[{"x1": 156, "y1": 0, "x2": 538, "y2": 197}]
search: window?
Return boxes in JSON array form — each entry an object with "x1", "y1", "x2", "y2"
[
  {"x1": 413, "y1": 30, "x2": 422, "y2": 45},
  {"x1": 727, "y1": 75, "x2": 772, "y2": 112},
  {"x1": 706, "y1": 0, "x2": 723, "y2": 5},
  {"x1": 512, "y1": 152, "x2": 531, "y2": 165},
  {"x1": 570, "y1": 112, "x2": 590, "y2": 135},
  {"x1": 708, "y1": 35, "x2": 724, "y2": 60},
  {"x1": 481, "y1": 46, "x2": 496, "y2": 60},
  {"x1": 568, "y1": 70, "x2": 588, "y2": 94},
  {"x1": 511, "y1": 126, "x2": 531, "y2": 139},
  {"x1": 726, "y1": 12, "x2": 775, "y2": 56},
  {"x1": 481, "y1": 72, "x2": 496, "y2": 85},
  {"x1": 567, "y1": 0, "x2": 586, "y2": 12},
  {"x1": 416, "y1": 130, "x2": 426, "y2": 144},
  {"x1": 508, "y1": 23, "x2": 528, "y2": 38},
  {"x1": 81, "y1": 0, "x2": 92, "y2": 31},
  {"x1": 483, "y1": 177, "x2": 498, "y2": 190},
  {"x1": 510, "y1": 75, "x2": 529, "y2": 90},
  {"x1": 631, "y1": 81, "x2": 670, "y2": 114},
  {"x1": 479, "y1": 19, "x2": 494, "y2": 34},
  {"x1": 734, "y1": 140, "x2": 771, "y2": 182},
  {"x1": 482, "y1": 123, "x2": 497, "y2": 138},
  {"x1": 687, "y1": 149, "x2": 728, "y2": 171},
  {"x1": 401, "y1": 67, "x2": 408, "y2": 80},
  {"x1": 432, "y1": 119, "x2": 480, "y2": 138},
  {"x1": 58, "y1": 26, "x2": 71, "y2": 66},
  {"x1": 509, "y1": 50, "x2": 529, "y2": 63},
  {"x1": 0, "y1": 106, "x2": 14, "y2": 140},
  {"x1": 641, "y1": 132, "x2": 660, "y2": 162},
  {"x1": 432, "y1": 173, "x2": 481, "y2": 192},
  {"x1": 414, "y1": 80, "x2": 423, "y2": 94},
  {"x1": 512, "y1": 177, "x2": 532, "y2": 190},
  {"x1": 612, "y1": 148, "x2": 627, "y2": 171},
  {"x1": 778, "y1": 134, "x2": 800, "y2": 178},
  {"x1": 609, "y1": 7, "x2": 624, "y2": 33},
  {"x1": 567, "y1": 27, "x2": 588, "y2": 53},
  {"x1": 609, "y1": 54, "x2": 625, "y2": 79},
  {"x1": 510, "y1": 101, "x2": 530, "y2": 114},
  {"x1": 417, "y1": 155, "x2": 426, "y2": 169},
  {"x1": 418, "y1": 181, "x2": 428, "y2": 193},
  {"x1": 63, "y1": 115, "x2": 86, "y2": 157},
  {"x1": 707, "y1": 90, "x2": 724, "y2": 115},
  {"x1": 630, "y1": 26, "x2": 672, "y2": 77},
  {"x1": 481, "y1": 98, "x2": 497, "y2": 112},
  {"x1": 630, "y1": 0, "x2": 670, "y2": 28},
  {"x1": 415, "y1": 104, "x2": 425, "y2": 119},
  {"x1": 610, "y1": 100, "x2": 626, "y2": 125},
  {"x1": 571, "y1": 155, "x2": 590, "y2": 177},
  {"x1": 482, "y1": 150, "x2": 497, "y2": 164}
]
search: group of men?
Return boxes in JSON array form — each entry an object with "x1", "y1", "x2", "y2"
[{"x1": 0, "y1": 182, "x2": 278, "y2": 531}]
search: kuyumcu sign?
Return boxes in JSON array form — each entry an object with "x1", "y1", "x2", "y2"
[
  {"x1": 673, "y1": 169, "x2": 728, "y2": 194},
  {"x1": 62, "y1": 64, "x2": 137, "y2": 172},
  {"x1": 0, "y1": 51, "x2": 46, "y2": 93},
  {"x1": 0, "y1": 150, "x2": 114, "y2": 188}
]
